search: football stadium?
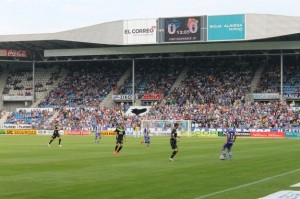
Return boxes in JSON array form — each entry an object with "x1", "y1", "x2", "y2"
[{"x1": 1, "y1": 14, "x2": 300, "y2": 199}]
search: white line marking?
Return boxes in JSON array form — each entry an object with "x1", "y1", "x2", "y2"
[{"x1": 195, "y1": 168, "x2": 300, "y2": 199}]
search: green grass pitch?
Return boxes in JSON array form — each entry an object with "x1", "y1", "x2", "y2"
[{"x1": 1, "y1": 135, "x2": 300, "y2": 199}]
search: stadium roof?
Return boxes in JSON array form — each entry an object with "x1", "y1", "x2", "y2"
[{"x1": 0, "y1": 13, "x2": 299, "y2": 62}]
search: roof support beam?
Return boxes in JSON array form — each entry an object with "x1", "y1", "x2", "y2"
[{"x1": 44, "y1": 41, "x2": 300, "y2": 57}]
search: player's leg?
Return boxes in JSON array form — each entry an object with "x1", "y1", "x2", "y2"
[
  {"x1": 142, "y1": 135, "x2": 146, "y2": 144},
  {"x1": 146, "y1": 137, "x2": 150, "y2": 147},
  {"x1": 58, "y1": 138, "x2": 62, "y2": 147},
  {"x1": 221, "y1": 143, "x2": 227, "y2": 159},
  {"x1": 48, "y1": 136, "x2": 56, "y2": 146},
  {"x1": 227, "y1": 144, "x2": 233, "y2": 160},
  {"x1": 170, "y1": 144, "x2": 178, "y2": 161},
  {"x1": 114, "y1": 142, "x2": 119, "y2": 154},
  {"x1": 94, "y1": 134, "x2": 98, "y2": 143},
  {"x1": 117, "y1": 143, "x2": 123, "y2": 153}
]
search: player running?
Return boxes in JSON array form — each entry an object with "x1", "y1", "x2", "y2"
[
  {"x1": 169, "y1": 123, "x2": 180, "y2": 162},
  {"x1": 114, "y1": 123, "x2": 126, "y2": 156},
  {"x1": 220, "y1": 125, "x2": 237, "y2": 160},
  {"x1": 48, "y1": 121, "x2": 62, "y2": 147}
]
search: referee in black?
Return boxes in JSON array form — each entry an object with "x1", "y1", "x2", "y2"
[
  {"x1": 169, "y1": 123, "x2": 179, "y2": 162},
  {"x1": 48, "y1": 121, "x2": 62, "y2": 147}
]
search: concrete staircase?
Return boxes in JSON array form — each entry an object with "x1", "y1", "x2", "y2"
[
  {"x1": 171, "y1": 65, "x2": 190, "y2": 90},
  {"x1": 250, "y1": 64, "x2": 265, "y2": 92},
  {"x1": 246, "y1": 64, "x2": 266, "y2": 102},
  {"x1": 0, "y1": 111, "x2": 10, "y2": 124},
  {"x1": 100, "y1": 67, "x2": 131, "y2": 108},
  {"x1": 0, "y1": 65, "x2": 9, "y2": 109},
  {"x1": 31, "y1": 68, "x2": 68, "y2": 108},
  {"x1": 48, "y1": 110, "x2": 60, "y2": 123}
]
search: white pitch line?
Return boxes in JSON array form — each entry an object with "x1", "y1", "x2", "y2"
[{"x1": 195, "y1": 168, "x2": 300, "y2": 199}]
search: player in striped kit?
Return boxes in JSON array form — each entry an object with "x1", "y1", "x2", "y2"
[
  {"x1": 94, "y1": 121, "x2": 102, "y2": 144},
  {"x1": 141, "y1": 125, "x2": 151, "y2": 147},
  {"x1": 220, "y1": 124, "x2": 237, "y2": 160}
]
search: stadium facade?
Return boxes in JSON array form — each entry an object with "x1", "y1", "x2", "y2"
[{"x1": 0, "y1": 13, "x2": 299, "y2": 60}]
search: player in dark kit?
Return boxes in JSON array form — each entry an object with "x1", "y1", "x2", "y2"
[
  {"x1": 48, "y1": 121, "x2": 62, "y2": 147},
  {"x1": 114, "y1": 123, "x2": 126, "y2": 156},
  {"x1": 169, "y1": 123, "x2": 180, "y2": 162}
]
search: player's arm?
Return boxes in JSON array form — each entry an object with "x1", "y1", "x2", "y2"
[
  {"x1": 233, "y1": 134, "x2": 237, "y2": 142},
  {"x1": 171, "y1": 129, "x2": 176, "y2": 140},
  {"x1": 226, "y1": 133, "x2": 230, "y2": 143}
]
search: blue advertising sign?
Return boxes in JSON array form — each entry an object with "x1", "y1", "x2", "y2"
[
  {"x1": 285, "y1": 132, "x2": 300, "y2": 138},
  {"x1": 208, "y1": 14, "x2": 245, "y2": 41}
]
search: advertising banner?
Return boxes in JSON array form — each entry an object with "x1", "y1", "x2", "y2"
[
  {"x1": 0, "y1": 129, "x2": 5, "y2": 134},
  {"x1": 284, "y1": 94, "x2": 300, "y2": 100},
  {"x1": 0, "y1": 49, "x2": 29, "y2": 58},
  {"x1": 112, "y1": 95, "x2": 138, "y2": 101},
  {"x1": 16, "y1": 108, "x2": 53, "y2": 112},
  {"x1": 193, "y1": 131, "x2": 218, "y2": 137},
  {"x1": 163, "y1": 16, "x2": 201, "y2": 42},
  {"x1": 250, "y1": 132, "x2": 285, "y2": 138},
  {"x1": 64, "y1": 130, "x2": 91, "y2": 136},
  {"x1": 253, "y1": 93, "x2": 280, "y2": 100},
  {"x1": 2, "y1": 95, "x2": 33, "y2": 101},
  {"x1": 123, "y1": 19, "x2": 157, "y2": 44},
  {"x1": 5, "y1": 129, "x2": 37, "y2": 135},
  {"x1": 38, "y1": 130, "x2": 58, "y2": 135},
  {"x1": 285, "y1": 132, "x2": 300, "y2": 138},
  {"x1": 208, "y1": 14, "x2": 245, "y2": 41},
  {"x1": 101, "y1": 130, "x2": 116, "y2": 136},
  {"x1": 218, "y1": 131, "x2": 250, "y2": 137},
  {"x1": 3, "y1": 124, "x2": 17, "y2": 129},
  {"x1": 141, "y1": 94, "x2": 164, "y2": 100}
]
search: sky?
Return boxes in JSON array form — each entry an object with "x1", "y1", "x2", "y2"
[{"x1": 0, "y1": 0, "x2": 299, "y2": 35}]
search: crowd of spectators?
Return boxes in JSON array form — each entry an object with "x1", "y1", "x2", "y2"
[
  {"x1": 3, "y1": 59, "x2": 300, "y2": 130},
  {"x1": 167, "y1": 60, "x2": 256, "y2": 106},
  {"x1": 116, "y1": 59, "x2": 183, "y2": 98},
  {"x1": 2, "y1": 65, "x2": 63, "y2": 96},
  {"x1": 255, "y1": 61, "x2": 300, "y2": 97},
  {"x1": 41, "y1": 59, "x2": 300, "y2": 130},
  {"x1": 5, "y1": 109, "x2": 54, "y2": 128},
  {"x1": 44, "y1": 99, "x2": 300, "y2": 130},
  {"x1": 39, "y1": 63, "x2": 129, "y2": 108}
]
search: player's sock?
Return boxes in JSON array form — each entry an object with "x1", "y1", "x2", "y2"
[
  {"x1": 222, "y1": 150, "x2": 226, "y2": 159},
  {"x1": 170, "y1": 151, "x2": 177, "y2": 158},
  {"x1": 117, "y1": 146, "x2": 123, "y2": 152},
  {"x1": 115, "y1": 145, "x2": 118, "y2": 151},
  {"x1": 49, "y1": 139, "x2": 53, "y2": 144},
  {"x1": 228, "y1": 151, "x2": 232, "y2": 159},
  {"x1": 59, "y1": 139, "x2": 61, "y2": 145}
]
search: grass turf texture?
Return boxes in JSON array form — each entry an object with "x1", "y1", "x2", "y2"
[{"x1": 0, "y1": 135, "x2": 300, "y2": 199}]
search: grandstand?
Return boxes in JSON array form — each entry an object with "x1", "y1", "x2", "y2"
[{"x1": 0, "y1": 13, "x2": 300, "y2": 130}]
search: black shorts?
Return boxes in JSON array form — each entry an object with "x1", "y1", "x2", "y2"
[
  {"x1": 116, "y1": 139, "x2": 123, "y2": 144},
  {"x1": 170, "y1": 141, "x2": 177, "y2": 149},
  {"x1": 52, "y1": 132, "x2": 60, "y2": 139}
]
